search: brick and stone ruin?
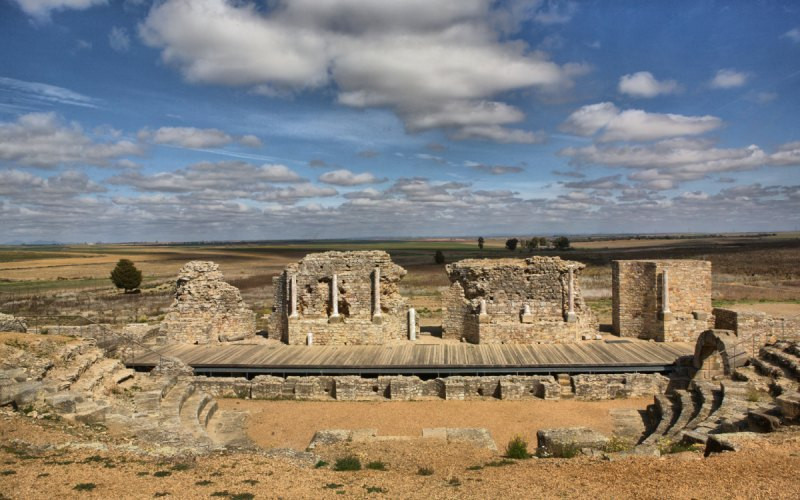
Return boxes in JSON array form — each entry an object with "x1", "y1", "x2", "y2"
[
  {"x1": 442, "y1": 257, "x2": 598, "y2": 343},
  {"x1": 268, "y1": 251, "x2": 418, "y2": 345},
  {"x1": 159, "y1": 261, "x2": 256, "y2": 344},
  {"x1": 612, "y1": 259, "x2": 714, "y2": 343}
]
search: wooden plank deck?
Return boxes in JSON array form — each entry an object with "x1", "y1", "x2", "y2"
[{"x1": 127, "y1": 340, "x2": 694, "y2": 374}]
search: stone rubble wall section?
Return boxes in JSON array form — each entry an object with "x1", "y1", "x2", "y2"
[
  {"x1": 268, "y1": 251, "x2": 416, "y2": 345},
  {"x1": 0, "y1": 313, "x2": 28, "y2": 332},
  {"x1": 189, "y1": 373, "x2": 666, "y2": 401},
  {"x1": 159, "y1": 261, "x2": 256, "y2": 344},
  {"x1": 714, "y1": 308, "x2": 800, "y2": 358},
  {"x1": 442, "y1": 257, "x2": 598, "y2": 343},
  {"x1": 612, "y1": 259, "x2": 713, "y2": 342}
]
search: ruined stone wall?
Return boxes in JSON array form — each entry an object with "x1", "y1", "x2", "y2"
[
  {"x1": 442, "y1": 257, "x2": 597, "y2": 343},
  {"x1": 159, "y1": 261, "x2": 256, "y2": 344},
  {"x1": 267, "y1": 251, "x2": 416, "y2": 345},
  {"x1": 612, "y1": 260, "x2": 713, "y2": 342},
  {"x1": 713, "y1": 308, "x2": 800, "y2": 358},
  {"x1": 189, "y1": 373, "x2": 667, "y2": 401}
]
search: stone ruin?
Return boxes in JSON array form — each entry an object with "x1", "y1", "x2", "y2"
[
  {"x1": 0, "y1": 313, "x2": 27, "y2": 333},
  {"x1": 612, "y1": 259, "x2": 713, "y2": 343},
  {"x1": 159, "y1": 261, "x2": 256, "y2": 344},
  {"x1": 442, "y1": 256, "x2": 598, "y2": 343},
  {"x1": 267, "y1": 251, "x2": 418, "y2": 345}
]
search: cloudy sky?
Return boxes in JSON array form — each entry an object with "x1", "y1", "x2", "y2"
[{"x1": 1, "y1": 0, "x2": 799, "y2": 243}]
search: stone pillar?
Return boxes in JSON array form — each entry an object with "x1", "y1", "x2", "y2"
[
  {"x1": 306, "y1": 332, "x2": 313, "y2": 345},
  {"x1": 521, "y1": 303, "x2": 533, "y2": 323},
  {"x1": 566, "y1": 267, "x2": 577, "y2": 322},
  {"x1": 408, "y1": 308, "x2": 416, "y2": 341},
  {"x1": 479, "y1": 299, "x2": 487, "y2": 316},
  {"x1": 661, "y1": 269, "x2": 672, "y2": 320},
  {"x1": 329, "y1": 273, "x2": 341, "y2": 323},
  {"x1": 372, "y1": 266, "x2": 382, "y2": 324},
  {"x1": 289, "y1": 273, "x2": 298, "y2": 318}
]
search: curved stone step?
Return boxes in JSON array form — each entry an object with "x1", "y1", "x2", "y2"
[
  {"x1": 683, "y1": 382, "x2": 721, "y2": 432},
  {"x1": 178, "y1": 391, "x2": 215, "y2": 444},
  {"x1": 159, "y1": 381, "x2": 195, "y2": 418},
  {"x1": 199, "y1": 398, "x2": 218, "y2": 429},
  {"x1": 761, "y1": 346, "x2": 800, "y2": 381},
  {"x1": 751, "y1": 357, "x2": 785, "y2": 379},
  {"x1": 667, "y1": 390, "x2": 699, "y2": 438},
  {"x1": 44, "y1": 350, "x2": 101, "y2": 390},
  {"x1": 641, "y1": 394, "x2": 676, "y2": 445},
  {"x1": 206, "y1": 409, "x2": 253, "y2": 449},
  {"x1": 71, "y1": 359, "x2": 124, "y2": 394}
]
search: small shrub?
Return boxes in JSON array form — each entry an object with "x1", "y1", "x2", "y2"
[
  {"x1": 365, "y1": 486, "x2": 387, "y2": 494},
  {"x1": 366, "y1": 461, "x2": 387, "y2": 471},
  {"x1": 314, "y1": 460, "x2": 328, "y2": 468},
  {"x1": 170, "y1": 463, "x2": 191, "y2": 471},
  {"x1": 417, "y1": 467, "x2": 434, "y2": 476},
  {"x1": 136, "y1": 471, "x2": 149, "y2": 476},
  {"x1": 448, "y1": 477, "x2": 461, "y2": 487},
  {"x1": 434, "y1": 250, "x2": 445, "y2": 264},
  {"x1": 73, "y1": 483, "x2": 97, "y2": 492},
  {"x1": 657, "y1": 437, "x2": 701, "y2": 455},
  {"x1": 485, "y1": 459, "x2": 515, "y2": 467},
  {"x1": 241, "y1": 479, "x2": 258, "y2": 485},
  {"x1": 505, "y1": 435, "x2": 531, "y2": 459},
  {"x1": 323, "y1": 483, "x2": 344, "y2": 490},
  {"x1": 153, "y1": 470, "x2": 171, "y2": 477},
  {"x1": 746, "y1": 387, "x2": 767, "y2": 403},
  {"x1": 231, "y1": 494, "x2": 255, "y2": 500},
  {"x1": 1, "y1": 470, "x2": 16, "y2": 475},
  {"x1": 195, "y1": 480, "x2": 213, "y2": 486},
  {"x1": 210, "y1": 492, "x2": 230, "y2": 498},
  {"x1": 333, "y1": 455, "x2": 361, "y2": 471},
  {"x1": 466, "y1": 465, "x2": 483, "y2": 471},
  {"x1": 153, "y1": 493, "x2": 169, "y2": 498}
]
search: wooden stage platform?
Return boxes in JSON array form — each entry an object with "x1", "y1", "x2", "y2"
[{"x1": 127, "y1": 340, "x2": 695, "y2": 376}]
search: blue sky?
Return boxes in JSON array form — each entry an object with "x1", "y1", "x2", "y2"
[{"x1": 1, "y1": 0, "x2": 799, "y2": 243}]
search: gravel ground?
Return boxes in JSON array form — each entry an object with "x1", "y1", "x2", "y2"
[{"x1": 3, "y1": 406, "x2": 800, "y2": 499}]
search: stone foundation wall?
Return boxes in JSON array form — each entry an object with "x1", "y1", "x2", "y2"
[
  {"x1": 159, "y1": 261, "x2": 256, "y2": 344},
  {"x1": 268, "y1": 251, "x2": 416, "y2": 345},
  {"x1": 189, "y1": 373, "x2": 667, "y2": 401},
  {"x1": 443, "y1": 257, "x2": 597, "y2": 343},
  {"x1": 714, "y1": 308, "x2": 800, "y2": 358},
  {"x1": 612, "y1": 260, "x2": 713, "y2": 342}
]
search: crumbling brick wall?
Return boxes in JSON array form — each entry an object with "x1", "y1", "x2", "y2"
[
  {"x1": 442, "y1": 257, "x2": 597, "y2": 343},
  {"x1": 612, "y1": 260, "x2": 712, "y2": 342},
  {"x1": 159, "y1": 261, "x2": 256, "y2": 344},
  {"x1": 714, "y1": 308, "x2": 800, "y2": 358},
  {"x1": 267, "y1": 251, "x2": 416, "y2": 345}
]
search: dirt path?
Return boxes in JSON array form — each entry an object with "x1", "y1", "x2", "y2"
[{"x1": 220, "y1": 398, "x2": 651, "y2": 450}]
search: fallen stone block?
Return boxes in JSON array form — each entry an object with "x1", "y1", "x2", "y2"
[
  {"x1": 307, "y1": 429, "x2": 353, "y2": 449},
  {"x1": 776, "y1": 392, "x2": 800, "y2": 420},
  {"x1": 445, "y1": 428, "x2": 497, "y2": 451},
  {"x1": 45, "y1": 392, "x2": 85, "y2": 414},
  {"x1": 537, "y1": 427, "x2": 610, "y2": 456},
  {"x1": 705, "y1": 432, "x2": 766, "y2": 456},
  {"x1": 747, "y1": 411, "x2": 781, "y2": 433}
]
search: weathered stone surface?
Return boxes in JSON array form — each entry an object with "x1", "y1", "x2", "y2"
[
  {"x1": 442, "y1": 428, "x2": 498, "y2": 450},
  {"x1": 704, "y1": 432, "x2": 766, "y2": 455},
  {"x1": 443, "y1": 257, "x2": 597, "y2": 344},
  {"x1": 714, "y1": 308, "x2": 800, "y2": 358},
  {"x1": 150, "y1": 355, "x2": 195, "y2": 376},
  {"x1": 268, "y1": 251, "x2": 415, "y2": 345},
  {"x1": 0, "y1": 313, "x2": 27, "y2": 332},
  {"x1": 537, "y1": 427, "x2": 610, "y2": 453},
  {"x1": 776, "y1": 391, "x2": 800, "y2": 420},
  {"x1": 159, "y1": 261, "x2": 256, "y2": 344},
  {"x1": 612, "y1": 260, "x2": 713, "y2": 342},
  {"x1": 572, "y1": 373, "x2": 668, "y2": 400}
]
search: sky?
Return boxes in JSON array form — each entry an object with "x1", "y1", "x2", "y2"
[{"x1": 1, "y1": 0, "x2": 799, "y2": 243}]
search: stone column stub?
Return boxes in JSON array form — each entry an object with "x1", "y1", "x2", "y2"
[
  {"x1": 566, "y1": 267, "x2": 577, "y2": 323},
  {"x1": 372, "y1": 266, "x2": 382, "y2": 324},
  {"x1": 289, "y1": 272, "x2": 298, "y2": 318},
  {"x1": 660, "y1": 268, "x2": 672, "y2": 321},
  {"x1": 408, "y1": 307, "x2": 416, "y2": 341},
  {"x1": 329, "y1": 273, "x2": 342, "y2": 323}
]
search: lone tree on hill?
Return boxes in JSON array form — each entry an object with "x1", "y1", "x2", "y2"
[
  {"x1": 434, "y1": 250, "x2": 446, "y2": 264},
  {"x1": 554, "y1": 236, "x2": 571, "y2": 250},
  {"x1": 110, "y1": 259, "x2": 142, "y2": 293},
  {"x1": 505, "y1": 238, "x2": 519, "y2": 251},
  {"x1": 478, "y1": 236, "x2": 484, "y2": 250}
]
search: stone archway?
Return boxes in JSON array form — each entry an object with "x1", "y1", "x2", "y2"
[{"x1": 693, "y1": 329, "x2": 748, "y2": 379}]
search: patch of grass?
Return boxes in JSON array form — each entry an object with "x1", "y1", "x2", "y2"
[
  {"x1": 603, "y1": 436, "x2": 634, "y2": 453},
  {"x1": 230, "y1": 494, "x2": 254, "y2": 500},
  {"x1": 1, "y1": 470, "x2": 16, "y2": 475},
  {"x1": 365, "y1": 486, "x2": 387, "y2": 494},
  {"x1": 466, "y1": 465, "x2": 483, "y2": 471},
  {"x1": 323, "y1": 483, "x2": 344, "y2": 490},
  {"x1": 657, "y1": 437, "x2": 701, "y2": 455},
  {"x1": 210, "y1": 492, "x2": 230, "y2": 498},
  {"x1": 417, "y1": 467, "x2": 434, "y2": 476},
  {"x1": 333, "y1": 455, "x2": 361, "y2": 471},
  {"x1": 153, "y1": 470, "x2": 171, "y2": 477},
  {"x1": 366, "y1": 460, "x2": 387, "y2": 471},
  {"x1": 37, "y1": 472, "x2": 50, "y2": 478},
  {"x1": 73, "y1": 483, "x2": 97, "y2": 492},
  {"x1": 746, "y1": 387, "x2": 768, "y2": 403},
  {"x1": 195, "y1": 480, "x2": 213, "y2": 486},
  {"x1": 448, "y1": 477, "x2": 461, "y2": 487},
  {"x1": 153, "y1": 493, "x2": 169, "y2": 498},
  {"x1": 485, "y1": 459, "x2": 515, "y2": 467},
  {"x1": 505, "y1": 435, "x2": 532, "y2": 459},
  {"x1": 136, "y1": 471, "x2": 149, "y2": 476},
  {"x1": 170, "y1": 463, "x2": 191, "y2": 471},
  {"x1": 241, "y1": 479, "x2": 258, "y2": 485},
  {"x1": 314, "y1": 460, "x2": 329, "y2": 468}
]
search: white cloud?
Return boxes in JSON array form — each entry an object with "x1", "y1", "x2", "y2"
[
  {"x1": 710, "y1": 69, "x2": 749, "y2": 89},
  {"x1": 533, "y1": 0, "x2": 577, "y2": 24},
  {"x1": 618, "y1": 71, "x2": 679, "y2": 98},
  {"x1": 239, "y1": 134, "x2": 263, "y2": 148},
  {"x1": 139, "y1": 0, "x2": 577, "y2": 142},
  {"x1": 782, "y1": 27, "x2": 800, "y2": 43},
  {"x1": 10, "y1": 0, "x2": 106, "y2": 20},
  {"x1": 560, "y1": 102, "x2": 721, "y2": 142},
  {"x1": 138, "y1": 126, "x2": 233, "y2": 148},
  {"x1": 464, "y1": 162, "x2": 525, "y2": 175},
  {"x1": 770, "y1": 141, "x2": 800, "y2": 166},
  {"x1": 109, "y1": 26, "x2": 131, "y2": 52},
  {"x1": 0, "y1": 112, "x2": 142, "y2": 168},
  {"x1": 451, "y1": 125, "x2": 547, "y2": 143},
  {"x1": 318, "y1": 169, "x2": 387, "y2": 186}
]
